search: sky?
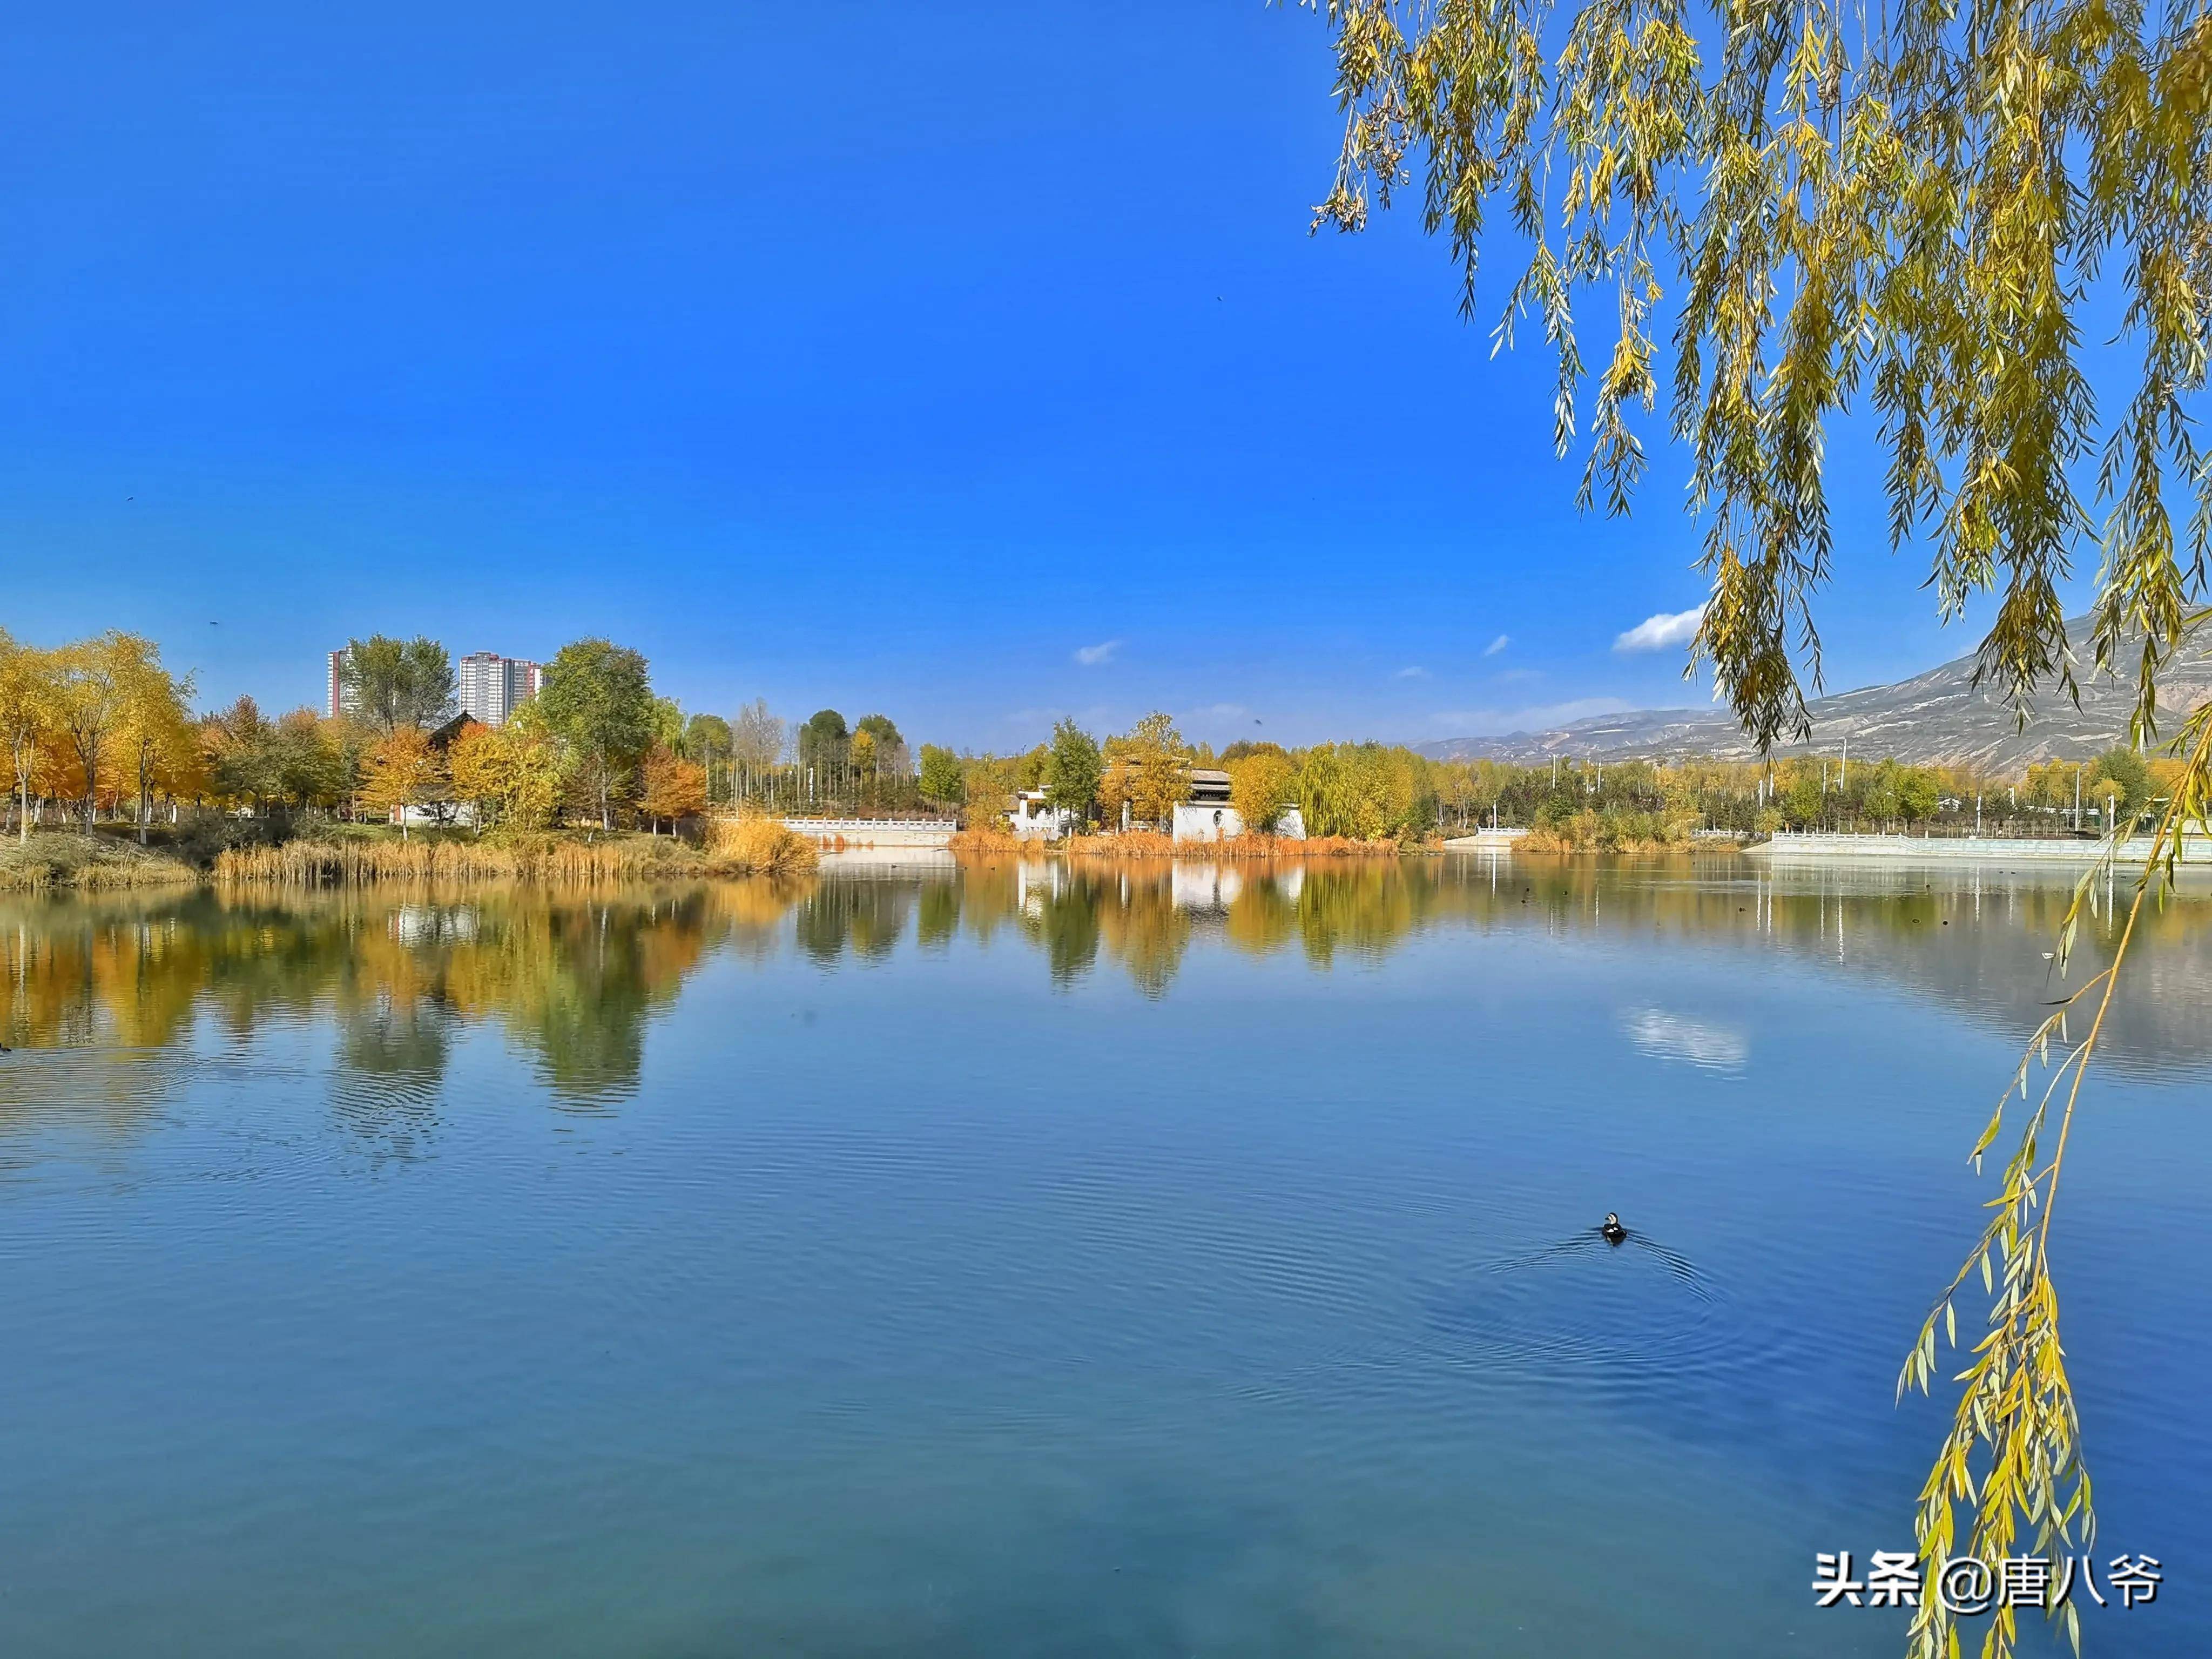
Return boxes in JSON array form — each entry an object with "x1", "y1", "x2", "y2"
[{"x1": 1, "y1": 2, "x2": 2105, "y2": 752}]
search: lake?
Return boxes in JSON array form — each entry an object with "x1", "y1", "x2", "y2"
[{"x1": 1, "y1": 855, "x2": 2204, "y2": 1657}]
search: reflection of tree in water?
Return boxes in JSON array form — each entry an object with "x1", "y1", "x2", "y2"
[
  {"x1": 0, "y1": 882, "x2": 781, "y2": 1126},
  {"x1": 1035, "y1": 885, "x2": 1102, "y2": 986},
  {"x1": 916, "y1": 879, "x2": 961, "y2": 950},
  {"x1": 333, "y1": 986, "x2": 451, "y2": 1160},
  {"x1": 1097, "y1": 876, "x2": 1190, "y2": 998},
  {"x1": 796, "y1": 879, "x2": 911, "y2": 966}
]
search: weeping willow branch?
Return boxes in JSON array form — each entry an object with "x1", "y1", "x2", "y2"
[
  {"x1": 1290, "y1": 0, "x2": 2212, "y2": 747},
  {"x1": 1287, "y1": 12, "x2": 2212, "y2": 1653},
  {"x1": 1894, "y1": 691, "x2": 2212, "y2": 1659}
]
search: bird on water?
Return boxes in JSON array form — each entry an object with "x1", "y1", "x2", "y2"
[{"x1": 1600, "y1": 1212, "x2": 1627, "y2": 1245}]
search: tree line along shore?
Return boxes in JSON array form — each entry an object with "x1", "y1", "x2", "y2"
[{"x1": 0, "y1": 625, "x2": 2166, "y2": 888}]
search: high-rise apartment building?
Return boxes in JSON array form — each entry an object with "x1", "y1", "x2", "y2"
[
  {"x1": 457, "y1": 652, "x2": 545, "y2": 728},
  {"x1": 326, "y1": 649, "x2": 361, "y2": 719}
]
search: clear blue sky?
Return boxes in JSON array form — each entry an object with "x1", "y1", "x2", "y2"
[{"x1": 2, "y1": 2, "x2": 2090, "y2": 751}]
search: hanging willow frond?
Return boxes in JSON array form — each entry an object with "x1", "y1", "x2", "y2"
[
  {"x1": 1290, "y1": 8, "x2": 2212, "y2": 1657},
  {"x1": 1896, "y1": 694, "x2": 2212, "y2": 1658},
  {"x1": 1293, "y1": 0, "x2": 2212, "y2": 747}
]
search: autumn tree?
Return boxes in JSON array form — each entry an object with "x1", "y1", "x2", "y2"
[
  {"x1": 0, "y1": 631, "x2": 55, "y2": 842},
  {"x1": 356, "y1": 726, "x2": 446, "y2": 840},
  {"x1": 536, "y1": 639, "x2": 655, "y2": 830},
  {"x1": 50, "y1": 632, "x2": 160, "y2": 830},
  {"x1": 448, "y1": 725, "x2": 507, "y2": 832},
  {"x1": 448, "y1": 709, "x2": 568, "y2": 831},
  {"x1": 117, "y1": 647, "x2": 195, "y2": 842},
  {"x1": 637, "y1": 743, "x2": 707, "y2": 835},
  {"x1": 1101, "y1": 713, "x2": 1188, "y2": 827},
  {"x1": 1229, "y1": 749, "x2": 1296, "y2": 833}
]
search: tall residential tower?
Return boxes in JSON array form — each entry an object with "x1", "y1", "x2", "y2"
[{"x1": 457, "y1": 652, "x2": 545, "y2": 727}]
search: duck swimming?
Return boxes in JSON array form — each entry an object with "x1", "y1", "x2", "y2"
[{"x1": 1600, "y1": 1212, "x2": 1627, "y2": 1245}]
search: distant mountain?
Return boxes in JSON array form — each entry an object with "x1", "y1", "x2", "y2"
[{"x1": 1420, "y1": 621, "x2": 2212, "y2": 768}]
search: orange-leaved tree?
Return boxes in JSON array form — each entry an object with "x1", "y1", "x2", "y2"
[
  {"x1": 356, "y1": 725, "x2": 446, "y2": 840},
  {"x1": 638, "y1": 743, "x2": 707, "y2": 835}
]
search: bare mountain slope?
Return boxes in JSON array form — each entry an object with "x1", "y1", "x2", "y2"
[{"x1": 1421, "y1": 623, "x2": 2212, "y2": 767}]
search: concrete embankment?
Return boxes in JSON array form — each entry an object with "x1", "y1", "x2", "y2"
[
  {"x1": 1441, "y1": 829, "x2": 1528, "y2": 851},
  {"x1": 781, "y1": 818, "x2": 959, "y2": 851},
  {"x1": 1749, "y1": 833, "x2": 2212, "y2": 866}
]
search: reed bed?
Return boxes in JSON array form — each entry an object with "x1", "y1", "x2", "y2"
[
  {"x1": 0, "y1": 835, "x2": 200, "y2": 891},
  {"x1": 213, "y1": 834, "x2": 710, "y2": 887},
  {"x1": 706, "y1": 814, "x2": 821, "y2": 877},
  {"x1": 1518, "y1": 810, "x2": 1700, "y2": 854}
]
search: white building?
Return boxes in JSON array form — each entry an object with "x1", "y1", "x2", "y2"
[
  {"x1": 1008, "y1": 790, "x2": 1076, "y2": 840},
  {"x1": 457, "y1": 652, "x2": 545, "y2": 727},
  {"x1": 1168, "y1": 768, "x2": 1305, "y2": 843}
]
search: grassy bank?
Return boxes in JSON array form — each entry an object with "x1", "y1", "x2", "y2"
[{"x1": 0, "y1": 831, "x2": 202, "y2": 891}]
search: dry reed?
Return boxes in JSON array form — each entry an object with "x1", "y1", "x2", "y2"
[
  {"x1": 0, "y1": 835, "x2": 200, "y2": 891},
  {"x1": 706, "y1": 814, "x2": 821, "y2": 876},
  {"x1": 213, "y1": 834, "x2": 708, "y2": 887}
]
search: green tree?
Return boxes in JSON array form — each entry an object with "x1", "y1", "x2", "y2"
[
  {"x1": 2088, "y1": 746, "x2": 2153, "y2": 825},
  {"x1": 341, "y1": 636, "x2": 454, "y2": 733},
  {"x1": 1897, "y1": 770, "x2": 1941, "y2": 826},
  {"x1": 536, "y1": 639, "x2": 655, "y2": 830},
  {"x1": 683, "y1": 713, "x2": 732, "y2": 801},
  {"x1": 918, "y1": 743, "x2": 964, "y2": 808},
  {"x1": 1042, "y1": 719, "x2": 1102, "y2": 824},
  {"x1": 797, "y1": 709, "x2": 848, "y2": 790}
]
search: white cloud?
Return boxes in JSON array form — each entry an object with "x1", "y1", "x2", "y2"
[
  {"x1": 1394, "y1": 666, "x2": 1429, "y2": 680},
  {"x1": 1483, "y1": 634, "x2": 1510, "y2": 657},
  {"x1": 1073, "y1": 640, "x2": 1121, "y2": 667},
  {"x1": 1613, "y1": 605, "x2": 1705, "y2": 654},
  {"x1": 1429, "y1": 696, "x2": 1633, "y2": 737},
  {"x1": 1622, "y1": 1007, "x2": 1749, "y2": 1074}
]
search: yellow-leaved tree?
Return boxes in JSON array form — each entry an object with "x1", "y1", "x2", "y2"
[
  {"x1": 356, "y1": 726, "x2": 446, "y2": 840},
  {"x1": 1101, "y1": 712, "x2": 1189, "y2": 828},
  {"x1": 0, "y1": 631, "x2": 57, "y2": 843},
  {"x1": 1229, "y1": 750, "x2": 1297, "y2": 833}
]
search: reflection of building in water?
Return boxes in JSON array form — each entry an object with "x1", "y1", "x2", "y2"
[
  {"x1": 1170, "y1": 862, "x2": 1244, "y2": 912},
  {"x1": 1016, "y1": 859, "x2": 1064, "y2": 916},
  {"x1": 389, "y1": 906, "x2": 481, "y2": 947}
]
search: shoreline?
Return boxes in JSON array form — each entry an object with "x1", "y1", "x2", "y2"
[{"x1": 1748, "y1": 832, "x2": 2211, "y2": 866}]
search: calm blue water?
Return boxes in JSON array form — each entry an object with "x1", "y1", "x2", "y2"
[{"x1": 0, "y1": 856, "x2": 2203, "y2": 1656}]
